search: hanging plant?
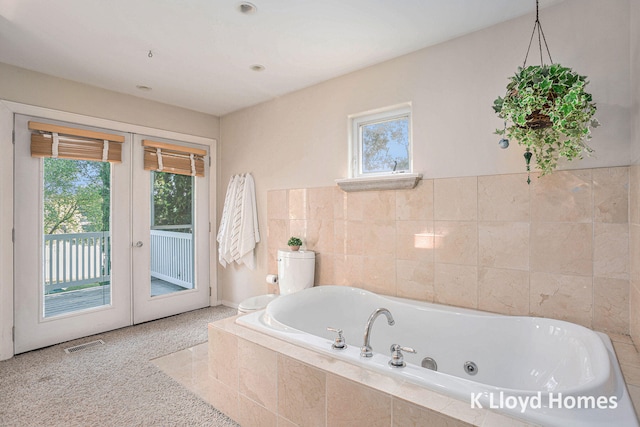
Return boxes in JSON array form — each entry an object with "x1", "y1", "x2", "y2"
[
  {"x1": 492, "y1": 1, "x2": 599, "y2": 183},
  {"x1": 493, "y1": 64, "x2": 599, "y2": 176}
]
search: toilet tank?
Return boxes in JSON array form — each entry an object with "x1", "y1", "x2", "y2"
[{"x1": 277, "y1": 250, "x2": 315, "y2": 295}]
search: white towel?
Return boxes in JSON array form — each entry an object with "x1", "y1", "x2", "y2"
[
  {"x1": 217, "y1": 175, "x2": 238, "y2": 267},
  {"x1": 216, "y1": 176, "x2": 235, "y2": 245},
  {"x1": 217, "y1": 173, "x2": 260, "y2": 269},
  {"x1": 226, "y1": 175, "x2": 245, "y2": 265},
  {"x1": 238, "y1": 173, "x2": 260, "y2": 269}
]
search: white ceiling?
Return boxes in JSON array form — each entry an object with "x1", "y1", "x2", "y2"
[{"x1": 0, "y1": 0, "x2": 560, "y2": 116}]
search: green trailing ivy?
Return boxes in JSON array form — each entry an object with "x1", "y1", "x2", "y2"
[{"x1": 493, "y1": 64, "x2": 599, "y2": 176}]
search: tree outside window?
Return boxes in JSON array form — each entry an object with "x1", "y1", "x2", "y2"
[
  {"x1": 361, "y1": 117, "x2": 410, "y2": 174},
  {"x1": 43, "y1": 158, "x2": 110, "y2": 235},
  {"x1": 351, "y1": 104, "x2": 412, "y2": 178},
  {"x1": 152, "y1": 172, "x2": 193, "y2": 233}
]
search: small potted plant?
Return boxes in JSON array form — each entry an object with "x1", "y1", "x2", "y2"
[
  {"x1": 493, "y1": 64, "x2": 599, "y2": 182},
  {"x1": 287, "y1": 236, "x2": 303, "y2": 251}
]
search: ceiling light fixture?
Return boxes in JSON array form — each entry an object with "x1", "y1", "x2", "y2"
[
  {"x1": 136, "y1": 85, "x2": 152, "y2": 91},
  {"x1": 239, "y1": 2, "x2": 257, "y2": 14}
]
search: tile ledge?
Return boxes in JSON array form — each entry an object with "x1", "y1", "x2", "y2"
[{"x1": 336, "y1": 173, "x2": 422, "y2": 192}]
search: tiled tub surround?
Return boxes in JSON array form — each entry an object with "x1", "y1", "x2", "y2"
[
  {"x1": 236, "y1": 286, "x2": 637, "y2": 426},
  {"x1": 151, "y1": 321, "x2": 640, "y2": 426},
  {"x1": 267, "y1": 167, "x2": 631, "y2": 334},
  {"x1": 207, "y1": 316, "x2": 533, "y2": 427}
]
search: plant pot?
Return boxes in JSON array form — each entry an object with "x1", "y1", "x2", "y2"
[
  {"x1": 508, "y1": 89, "x2": 554, "y2": 130},
  {"x1": 289, "y1": 245, "x2": 300, "y2": 251},
  {"x1": 524, "y1": 110, "x2": 552, "y2": 130}
]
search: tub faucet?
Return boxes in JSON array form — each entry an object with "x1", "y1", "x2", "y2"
[{"x1": 360, "y1": 307, "x2": 395, "y2": 357}]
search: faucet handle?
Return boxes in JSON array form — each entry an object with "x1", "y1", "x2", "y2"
[
  {"x1": 389, "y1": 344, "x2": 416, "y2": 368},
  {"x1": 327, "y1": 327, "x2": 347, "y2": 350}
]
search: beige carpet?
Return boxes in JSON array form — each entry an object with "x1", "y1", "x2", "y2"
[{"x1": 0, "y1": 306, "x2": 240, "y2": 427}]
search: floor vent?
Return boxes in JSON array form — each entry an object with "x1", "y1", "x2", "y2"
[{"x1": 64, "y1": 339, "x2": 105, "y2": 354}]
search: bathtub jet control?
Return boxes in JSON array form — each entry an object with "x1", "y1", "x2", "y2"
[
  {"x1": 421, "y1": 357, "x2": 438, "y2": 371},
  {"x1": 360, "y1": 307, "x2": 395, "y2": 357},
  {"x1": 464, "y1": 361, "x2": 478, "y2": 375}
]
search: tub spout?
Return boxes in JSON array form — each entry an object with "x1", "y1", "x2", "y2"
[{"x1": 360, "y1": 308, "x2": 395, "y2": 357}]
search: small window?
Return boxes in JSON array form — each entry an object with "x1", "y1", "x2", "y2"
[{"x1": 350, "y1": 104, "x2": 412, "y2": 178}]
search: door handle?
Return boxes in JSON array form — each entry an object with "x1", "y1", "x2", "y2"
[{"x1": 134, "y1": 241, "x2": 143, "y2": 248}]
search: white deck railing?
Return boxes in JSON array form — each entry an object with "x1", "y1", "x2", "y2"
[
  {"x1": 150, "y1": 230, "x2": 193, "y2": 289},
  {"x1": 44, "y1": 229, "x2": 193, "y2": 293},
  {"x1": 44, "y1": 232, "x2": 111, "y2": 293}
]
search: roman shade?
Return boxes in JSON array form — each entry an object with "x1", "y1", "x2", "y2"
[
  {"x1": 142, "y1": 140, "x2": 206, "y2": 177},
  {"x1": 29, "y1": 121, "x2": 124, "y2": 163}
]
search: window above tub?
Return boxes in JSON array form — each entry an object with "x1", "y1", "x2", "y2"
[
  {"x1": 352, "y1": 103, "x2": 412, "y2": 177},
  {"x1": 337, "y1": 103, "x2": 421, "y2": 192}
]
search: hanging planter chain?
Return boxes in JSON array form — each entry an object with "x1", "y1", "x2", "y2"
[
  {"x1": 524, "y1": 0, "x2": 553, "y2": 184},
  {"x1": 522, "y1": 0, "x2": 551, "y2": 184},
  {"x1": 522, "y1": 0, "x2": 553, "y2": 68}
]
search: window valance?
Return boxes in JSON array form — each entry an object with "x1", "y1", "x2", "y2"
[
  {"x1": 142, "y1": 140, "x2": 206, "y2": 177},
  {"x1": 29, "y1": 121, "x2": 124, "y2": 163}
]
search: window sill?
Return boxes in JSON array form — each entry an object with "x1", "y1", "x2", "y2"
[{"x1": 335, "y1": 173, "x2": 422, "y2": 192}]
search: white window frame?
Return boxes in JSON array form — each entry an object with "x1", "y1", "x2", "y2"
[{"x1": 349, "y1": 103, "x2": 412, "y2": 178}]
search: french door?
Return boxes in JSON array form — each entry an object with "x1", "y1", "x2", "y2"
[
  {"x1": 131, "y1": 134, "x2": 210, "y2": 324},
  {"x1": 13, "y1": 115, "x2": 210, "y2": 353}
]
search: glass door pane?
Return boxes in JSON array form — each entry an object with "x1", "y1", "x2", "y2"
[
  {"x1": 132, "y1": 134, "x2": 209, "y2": 325},
  {"x1": 43, "y1": 158, "x2": 112, "y2": 317},
  {"x1": 150, "y1": 171, "x2": 194, "y2": 297}
]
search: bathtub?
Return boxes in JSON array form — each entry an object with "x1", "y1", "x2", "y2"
[{"x1": 236, "y1": 285, "x2": 639, "y2": 426}]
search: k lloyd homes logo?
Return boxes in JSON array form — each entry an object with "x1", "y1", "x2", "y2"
[{"x1": 470, "y1": 392, "x2": 618, "y2": 414}]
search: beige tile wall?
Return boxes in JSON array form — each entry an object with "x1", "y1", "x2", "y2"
[
  {"x1": 630, "y1": 165, "x2": 640, "y2": 344},
  {"x1": 267, "y1": 167, "x2": 631, "y2": 334}
]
